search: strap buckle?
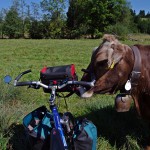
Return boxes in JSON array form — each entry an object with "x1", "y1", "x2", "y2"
[{"x1": 131, "y1": 71, "x2": 141, "y2": 86}]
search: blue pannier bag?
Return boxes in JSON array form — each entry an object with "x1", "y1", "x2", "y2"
[
  {"x1": 23, "y1": 106, "x2": 53, "y2": 150},
  {"x1": 23, "y1": 105, "x2": 53, "y2": 139},
  {"x1": 23, "y1": 106, "x2": 53, "y2": 140},
  {"x1": 73, "y1": 118, "x2": 97, "y2": 150}
]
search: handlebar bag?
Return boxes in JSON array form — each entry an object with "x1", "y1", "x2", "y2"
[{"x1": 40, "y1": 64, "x2": 78, "y2": 93}]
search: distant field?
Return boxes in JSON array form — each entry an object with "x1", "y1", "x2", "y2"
[{"x1": 0, "y1": 35, "x2": 150, "y2": 150}]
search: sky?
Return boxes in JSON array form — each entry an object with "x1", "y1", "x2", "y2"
[
  {"x1": 0, "y1": 0, "x2": 40, "y2": 8},
  {"x1": 0, "y1": 0, "x2": 149, "y2": 14},
  {"x1": 128, "y1": 0, "x2": 150, "y2": 14}
]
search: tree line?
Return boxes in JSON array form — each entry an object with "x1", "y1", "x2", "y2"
[{"x1": 0, "y1": 0, "x2": 150, "y2": 39}]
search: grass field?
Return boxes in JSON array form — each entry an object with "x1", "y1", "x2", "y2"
[{"x1": 0, "y1": 35, "x2": 150, "y2": 150}]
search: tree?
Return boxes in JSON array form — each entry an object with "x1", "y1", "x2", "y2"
[
  {"x1": 49, "y1": 11, "x2": 65, "y2": 38},
  {"x1": 138, "y1": 19, "x2": 150, "y2": 33},
  {"x1": 0, "y1": 9, "x2": 6, "y2": 38},
  {"x1": 4, "y1": 0, "x2": 31, "y2": 38},
  {"x1": 67, "y1": 0, "x2": 81, "y2": 29},
  {"x1": 31, "y1": 2, "x2": 41, "y2": 20},
  {"x1": 147, "y1": 20, "x2": 150, "y2": 34},
  {"x1": 12, "y1": 0, "x2": 20, "y2": 12},
  {"x1": 138, "y1": 10, "x2": 145, "y2": 18},
  {"x1": 67, "y1": 0, "x2": 131, "y2": 38},
  {"x1": 41, "y1": 0, "x2": 66, "y2": 18},
  {"x1": 24, "y1": 5, "x2": 31, "y2": 38},
  {"x1": 29, "y1": 20, "x2": 43, "y2": 39},
  {"x1": 3, "y1": 7, "x2": 21, "y2": 38},
  {"x1": 130, "y1": 9, "x2": 136, "y2": 17},
  {"x1": 28, "y1": 2, "x2": 43, "y2": 38},
  {"x1": 19, "y1": 0, "x2": 26, "y2": 37},
  {"x1": 146, "y1": 12, "x2": 150, "y2": 18},
  {"x1": 40, "y1": 0, "x2": 66, "y2": 38}
]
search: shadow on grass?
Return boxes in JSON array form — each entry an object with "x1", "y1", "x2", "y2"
[
  {"x1": 77, "y1": 106, "x2": 150, "y2": 149},
  {"x1": 7, "y1": 107, "x2": 150, "y2": 150},
  {"x1": 7, "y1": 123, "x2": 32, "y2": 150}
]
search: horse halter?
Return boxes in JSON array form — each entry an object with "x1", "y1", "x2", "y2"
[
  {"x1": 81, "y1": 68, "x2": 96, "y2": 81},
  {"x1": 125, "y1": 46, "x2": 141, "y2": 92}
]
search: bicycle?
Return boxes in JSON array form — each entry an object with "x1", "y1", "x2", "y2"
[{"x1": 4, "y1": 65, "x2": 95, "y2": 150}]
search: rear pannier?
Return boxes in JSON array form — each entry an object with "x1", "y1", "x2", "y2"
[
  {"x1": 23, "y1": 106, "x2": 53, "y2": 150},
  {"x1": 40, "y1": 64, "x2": 78, "y2": 93},
  {"x1": 73, "y1": 118, "x2": 97, "y2": 150},
  {"x1": 23, "y1": 106, "x2": 53, "y2": 140}
]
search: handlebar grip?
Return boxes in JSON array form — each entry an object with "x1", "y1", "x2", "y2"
[
  {"x1": 15, "y1": 81, "x2": 33, "y2": 86},
  {"x1": 70, "y1": 80, "x2": 95, "y2": 87},
  {"x1": 15, "y1": 69, "x2": 31, "y2": 81},
  {"x1": 77, "y1": 81, "x2": 94, "y2": 87},
  {"x1": 22, "y1": 69, "x2": 32, "y2": 74}
]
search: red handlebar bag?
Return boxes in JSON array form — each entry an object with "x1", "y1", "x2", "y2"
[{"x1": 40, "y1": 64, "x2": 78, "y2": 93}]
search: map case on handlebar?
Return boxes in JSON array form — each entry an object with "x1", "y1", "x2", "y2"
[{"x1": 40, "y1": 64, "x2": 78, "y2": 93}]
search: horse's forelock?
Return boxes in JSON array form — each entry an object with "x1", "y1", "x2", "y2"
[{"x1": 102, "y1": 34, "x2": 119, "y2": 44}]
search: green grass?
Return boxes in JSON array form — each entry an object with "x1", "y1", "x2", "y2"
[{"x1": 0, "y1": 36, "x2": 150, "y2": 150}]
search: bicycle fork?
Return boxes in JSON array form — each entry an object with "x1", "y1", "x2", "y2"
[{"x1": 50, "y1": 87, "x2": 68, "y2": 150}]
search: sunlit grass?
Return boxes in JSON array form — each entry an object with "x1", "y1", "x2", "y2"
[{"x1": 0, "y1": 35, "x2": 150, "y2": 149}]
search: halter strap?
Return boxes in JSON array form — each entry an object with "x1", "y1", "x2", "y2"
[{"x1": 130, "y1": 46, "x2": 141, "y2": 88}]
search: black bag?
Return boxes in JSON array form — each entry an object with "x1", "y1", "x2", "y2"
[
  {"x1": 23, "y1": 106, "x2": 53, "y2": 140},
  {"x1": 50, "y1": 128, "x2": 65, "y2": 150},
  {"x1": 73, "y1": 118, "x2": 97, "y2": 150},
  {"x1": 23, "y1": 106, "x2": 53, "y2": 150},
  {"x1": 40, "y1": 64, "x2": 78, "y2": 93},
  {"x1": 29, "y1": 136, "x2": 51, "y2": 150}
]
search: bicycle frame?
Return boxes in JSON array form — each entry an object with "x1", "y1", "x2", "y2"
[
  {"x1": 49, "y1": 87, "x2": 68, "y2": 150},
  {"x1": 6, "y1": 69, "x2": 95, "y2": 150}
]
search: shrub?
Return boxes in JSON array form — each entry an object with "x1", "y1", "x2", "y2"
[{"x1": 105, "y1": 23, "x2": 131, "y2": 40}]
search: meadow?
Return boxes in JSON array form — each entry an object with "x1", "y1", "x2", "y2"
[{"x1": 0, "y1": 35, "x2": 150, "y2": 150}]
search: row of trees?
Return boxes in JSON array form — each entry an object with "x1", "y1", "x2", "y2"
[{"x1": 0, "y1": 0, "x2": 150, "y2": 39}]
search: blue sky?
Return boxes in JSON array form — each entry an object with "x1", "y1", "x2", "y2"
[
  {"x1": 128, "y1": 0, "x2": 150, "y2": 14},
  {"x1": 0, "y1": 0, "x2": 149, "y2": 14},
  {"x1": 0, "y1": 0, "x2": 40, "y2": 8}
]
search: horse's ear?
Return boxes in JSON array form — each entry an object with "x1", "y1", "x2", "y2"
[
  {"x1": 102, "y1": 34, "x2": 118, "y2": 43},
  {"x1": 107, "y1": 48, "x2": 114, "y2": 68},
  {"x1": 107, "y1": 44, "x2": 123, "y2": 69}
]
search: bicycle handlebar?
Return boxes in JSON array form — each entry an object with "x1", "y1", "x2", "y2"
[
  {"x1": 15, "y1": 69, "x2": 31, "y2": 81},
  {"x1": 14, "y1": 81, "x2": 33, "y2": 86},
  {"x1": 14, "y1": 70, "x2": 95, "y2": 89}
]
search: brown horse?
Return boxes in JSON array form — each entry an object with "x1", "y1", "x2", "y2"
[{"x1": 80, "y1": 34, "x2": 150, "y2": 149}]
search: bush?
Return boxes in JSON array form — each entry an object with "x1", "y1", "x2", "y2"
[
  {"x1": 94, "y1": 29, "x2": 103, "y2": 39},
  {"x1": 138, "y1": 19, "x2": 150, "y2": 34},
  {"x1": 105, "y1": 23, "x2": 131, "y2": 40}
]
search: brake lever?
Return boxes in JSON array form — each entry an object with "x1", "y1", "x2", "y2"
[
  {"x1": 34, "y1": 85, "x2": 40, "y2": 89},
  {"x1": 27, "y1": 85, "x2": 32, "y2": 89},
  {"x1": 27, "y1": 84, "x2": 40, "y2": 89},
  {"x1": 81, "y1": 69, "x2": 90, "y2": 73}
]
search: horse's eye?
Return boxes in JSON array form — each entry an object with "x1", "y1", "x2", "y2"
[{"x1": 97, "y1": 60, "x2": 108, "y2": 68}]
